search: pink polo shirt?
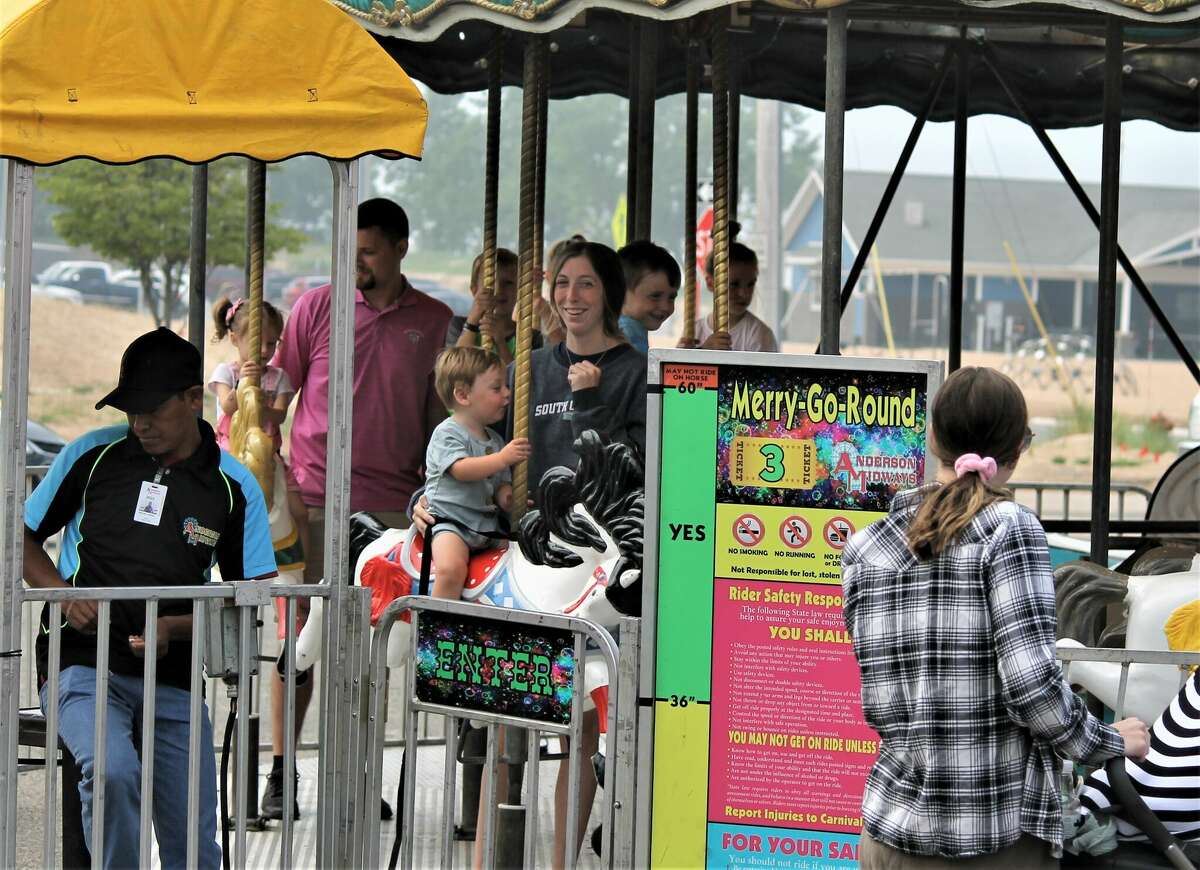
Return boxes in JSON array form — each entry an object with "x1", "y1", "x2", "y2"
[{"x1": 276, "y1": 279, "x2": 452, "y2": 512}]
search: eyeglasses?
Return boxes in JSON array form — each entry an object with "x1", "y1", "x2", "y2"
[{"x1": 1021, "y1": 428, "x2": 1035, "y2": 452}]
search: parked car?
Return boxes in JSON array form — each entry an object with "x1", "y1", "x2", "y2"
[
  {"x1": 30, "y1": 282, "x2": 84, "y2": 304},
  {"x1": 282, "y1": 274, "x2": 331, "y2": 309},
  {"x1": 37, "y1": 260, "x2": 139, "y2": 308},
  {"x1": 410, "y1": 278, "x2": 472, "y2": 318},
  {"x1": 0, "y1": 406, "x2": 66, "y2": 483}
]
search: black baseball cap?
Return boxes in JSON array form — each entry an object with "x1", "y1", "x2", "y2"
[{"x1": 96, "y1": 328, "x2": 203, "y2": 414}]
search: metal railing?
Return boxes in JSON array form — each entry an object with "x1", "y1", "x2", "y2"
[
  {"x1": 1012, "y1": 480, "x2": 1153, "y2": 523},
  {"x1": 1056, "y1": 646, "x2": 1199, "y2": 720},
  {"x1": 364, "y1": 596, "x2": 637, "y2": 870},
  {"x1": 17, "y1": 580, "x2": 369, "y2": 869}
]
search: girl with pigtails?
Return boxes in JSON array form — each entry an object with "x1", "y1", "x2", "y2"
[{"x1": 841, "y1": 366, "x2": 1150, "y2": 869}]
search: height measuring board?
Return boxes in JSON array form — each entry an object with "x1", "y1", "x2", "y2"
[{"x1": 637, "y1": 351, "x2": 942, "y2": 870}]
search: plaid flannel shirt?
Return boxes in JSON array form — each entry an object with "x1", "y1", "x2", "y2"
[{"x1": 841, "y1": 487, "x2": 1125, "y2": 858}]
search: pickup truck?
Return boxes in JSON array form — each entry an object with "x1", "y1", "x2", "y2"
[{"x1": 36, "y1": 260, "x2": 140, "y2": 308}]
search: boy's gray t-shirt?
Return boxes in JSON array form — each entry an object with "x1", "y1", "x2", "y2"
[{"x1": 424, "y1": 417, "x2": 510, "y2": 535}]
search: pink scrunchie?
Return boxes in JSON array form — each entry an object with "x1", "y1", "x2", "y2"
[
  {"x1": 954, "y1": 453, "x2": 997, "y2": 483},
  {"x1": 225, "y1": 298, "x2": 246, "y2": 325}
]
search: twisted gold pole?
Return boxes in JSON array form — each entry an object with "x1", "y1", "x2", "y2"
[
  {"x1": 711, "y1": 19, "x2": 731, "y2": 336},
  {"x1": 230, "y1": 159, "x2": 274, "y2": 506},
  {"x1": 683, "y1": 34, "x2": 699, "y2": 344},
  {"x1": 533, "y1": 51, "x2": 549, "y2": 295},
  {"x1": 511, "y1": 36, "x2": 544, "y2": 520},
  {"x1": 480, "y1": 35, "x2": 503, "y2": 353}
]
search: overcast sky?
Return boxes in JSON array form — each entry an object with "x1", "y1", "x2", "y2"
[{"x1": 805, "y1": 107, "x2": 1200, "y2": 190}]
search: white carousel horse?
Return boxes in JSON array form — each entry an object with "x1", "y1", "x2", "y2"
[
  {"x1": 289, "y1": 432, "x2": 644, "y2": 722},
  {"x1": 1057, "y1": 554, "x2": 1200, "y2": 724}
]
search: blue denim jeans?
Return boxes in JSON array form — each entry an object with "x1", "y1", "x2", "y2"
[{"x1": 40, "y1": 666, "x2": 221, "y2": 869}]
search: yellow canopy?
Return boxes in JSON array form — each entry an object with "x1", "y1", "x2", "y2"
[{"x1": 0, "y1": 0, "x2": 427, "y2": 165}]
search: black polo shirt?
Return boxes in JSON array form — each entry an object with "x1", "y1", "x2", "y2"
[{"x1": 26, "y1": 421, "x2": 276, "y2": 689}]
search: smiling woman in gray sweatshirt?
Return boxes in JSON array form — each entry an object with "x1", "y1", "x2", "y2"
[{"x1": 506, "y1": 239, "x2": 647, "y2": 503}]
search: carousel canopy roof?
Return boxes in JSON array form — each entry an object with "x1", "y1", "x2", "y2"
[
  {"x1": 0, "y1": 0, "x2": 428, "y2": 165},
  {"x1": 347, "y1": 0, "x2": 1200, "y2": 130}
]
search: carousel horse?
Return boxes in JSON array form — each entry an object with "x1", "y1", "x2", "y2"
[
  {"x1": 214, "y1": 379, "x2": 305, "y2": 584},
  {"x1": 287, "y1": 431, "x2": 644, "y2": 721},
  {"x1": 1056, "y1": 553, "x2": 1200, "y2": 725}
]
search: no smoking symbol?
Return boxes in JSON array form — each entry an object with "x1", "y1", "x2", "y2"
[
  {"x1": 732, "y1": 513, "x2": 764, "y2": 547},
  {"x1": 779, "y1": 516, "x2": 812, "y2": 549},
  {"x1": 824, "y1": 516, "x2": 855, "y2": 550}
]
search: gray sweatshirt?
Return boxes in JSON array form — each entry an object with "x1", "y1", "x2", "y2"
[{"x1": 508, "y1": 342, "x2": 647, "y2": 499}]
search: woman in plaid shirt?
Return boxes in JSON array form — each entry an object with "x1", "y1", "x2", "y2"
[{"x1": 841, "y1": 367, "x2": 1150, "y2": 869}]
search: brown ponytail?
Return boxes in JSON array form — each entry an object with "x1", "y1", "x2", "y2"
[
  {"x1": 210, "y1": 295, "x2": 284, "y2": 343},
  {"x1": 907, "y1": 367, "x2": 1029, "y2": 559}
]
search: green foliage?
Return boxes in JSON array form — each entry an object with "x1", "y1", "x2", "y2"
[
  {"x1": 1055, "y1": 402, "x2": 1177, "y2": 455},
  {"x1": 39, "y1": 158, "x2": 307, "y2": 326},
  {"x1": 368, "y1": 88, "x2": 817, "y2": 259}
]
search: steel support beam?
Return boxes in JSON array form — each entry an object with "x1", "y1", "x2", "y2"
[
  {"x1": 0, "y1": 159, "x2": 34, "y2": 870},
  {"x1": 188, "y1": 165, "x2": 208, "y2": 352},
  {"x1": 1091, "y1": 20, "x2": 1122, "y2": 566},
  {"x1": 634, "y1": 21, "x2": 658, "y2": 241},
  {"x1": 819, "y1": 7, "x2": 848, "y2": 354},
  {"x1": 625, "y1": 20, "x2": 641, "y2": 243},
  {"x1": 949, "y1": 34, "x2": 969, "y2": 371},
  {"x1": 822, "y1": 44, "x2": 955, "y2": 352},
  {"x1": 317, "y1": 158, "x2": 359, "y2": 866},
  {"x1": 980, "y1": 47, "x2": 1200, "y2": 387}
]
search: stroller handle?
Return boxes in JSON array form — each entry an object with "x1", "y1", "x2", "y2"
[{"x1": 1103, "y1": 756, "x2": 1197, "y2": 870}]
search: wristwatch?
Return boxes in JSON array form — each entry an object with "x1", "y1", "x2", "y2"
[{"x1": 463, "y1": 321, "x2": 481, "y2": 333}]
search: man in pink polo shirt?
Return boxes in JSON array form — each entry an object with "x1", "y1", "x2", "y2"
[{"x1": 267, "y1": 198, "x2": 451, "y2": 818}]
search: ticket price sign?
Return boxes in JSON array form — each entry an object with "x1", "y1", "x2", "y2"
[{"x1": 638, "y1": 351, "x2": 941, "y2": 870}]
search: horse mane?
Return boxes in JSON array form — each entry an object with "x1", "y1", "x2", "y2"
[
  {"x1": 1055, "y1": 560, "x2": 1128, "y2": 647},
  {"x1": 517, "y1": 431, "x2": 645, "y2": 567}
]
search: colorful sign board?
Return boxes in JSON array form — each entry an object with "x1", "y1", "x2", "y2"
[
  {"x1": 415, "y1": 609, "x2": 576, "y2": 726},
  {"x1": 639, "y1": 352, "x2": 941, "y2": 869}
]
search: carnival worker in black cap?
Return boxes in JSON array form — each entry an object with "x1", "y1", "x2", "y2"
[{"x1": 23, "y1": 327, "x2": 277, "y2": 869}]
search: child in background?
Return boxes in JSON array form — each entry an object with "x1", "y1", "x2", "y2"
[
  {"x1": 449, "y1": 248, "x2": 523, "y2": 364},
  {"x1": 208, "y1": 295, "x2": 312, "y2": 820},
  {"x1": 425, "y1": 346, "x2": 530, "y2": 600},
  {"x1": 208, "y1": 296, "x2": 308, "y2": 541},
  {"x1": 617, "y1": 240, "x2": 681, "y2": 354},
  {"x1": 694, "y1": 241, "x2": 779, "y2": 353}
]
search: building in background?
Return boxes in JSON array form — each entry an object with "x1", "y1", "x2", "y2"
[{"x1": 778, "y1": 169, "x2": 1199, "y2": 359}]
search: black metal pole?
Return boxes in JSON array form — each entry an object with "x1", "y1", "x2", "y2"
[
  {"x1": 822, "y1": 45, "x2": 955, "y2": 351},
  {"x1": 1091, "y1": 19, "x2": 1122, "y2": 566},
  {"x1": 634, "y1": 21, "x2": 658, "y2": 241},
  {"x1": 981, "y1": 47, "x2": 1200, "y2": 387},
  {"x1": 820, "y1": 7, "x2": 848, "y2": 355},
  {"x1": 188, "y1": 165, "x2": 208, "y2": 351},
  {"x1": 625, "y1": 21, "x2": 641, "y2": 244},
  {"x1": 949, "y1": 33, "x2": 969, "y2": 371}
]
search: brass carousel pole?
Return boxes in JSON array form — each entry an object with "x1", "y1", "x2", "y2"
[
  {"x1": 230, "y1": 160, "x2": 273, "y2": 507},
  {"x1": 511, "y1": 36, "x2": 546, "y2": 520},
  {"x1": 480, "y1": 35, "x2": 504, "y2": 353},
  {"x1": 683, "y1": 34, "x2": 699, "y2": 345},
  {"x1": 533, "y1": 46, "x2": 549, "y2": 296},
  {"x1": 710, "y1": 17, "x2": 731, "y2": 336}
]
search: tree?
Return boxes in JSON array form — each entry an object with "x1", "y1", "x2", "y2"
[
  {"x1": 372, "y1": 86, "x2": 817, "y2": 262},
  {"x1": 39, "y1": 158, "x2": 307, "y2": 327}
]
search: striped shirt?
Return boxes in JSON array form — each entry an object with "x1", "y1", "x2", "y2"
[
  {"x1": 1080, "y1": 669, "x2": 1200, "y2": 841},
  {"x1": 841, "y1": 487, "x2": 1125, "y2": 858}
]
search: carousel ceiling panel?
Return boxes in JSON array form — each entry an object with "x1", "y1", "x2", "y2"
[
  {"x1": 367, "y1": 7, "x2": 1200, "y2": 129},
  {"x1": 0, "y1": 0, "x2": 428, "y2": 165},
  {"x1": 335, "y1": 0, "x2": 1200, "y2": 41}
]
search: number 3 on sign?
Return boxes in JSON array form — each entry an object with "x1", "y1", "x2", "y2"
[
  {"x1": 731, "y1": 436, "x2": 817, "y2": 489},
  {"x1": 759, "y1": 443, "x2": 785, "y2": 483}
]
